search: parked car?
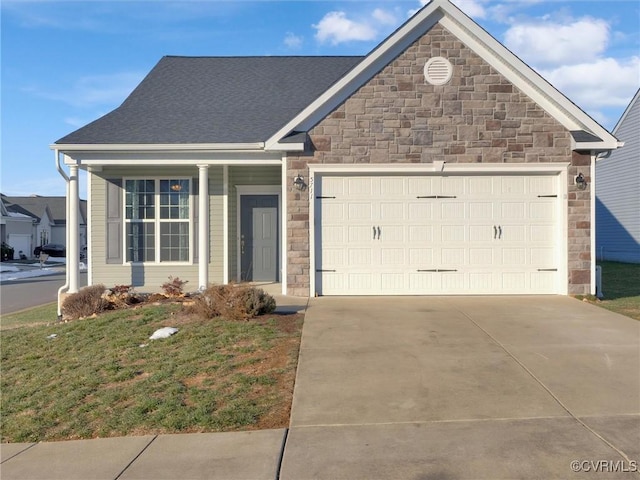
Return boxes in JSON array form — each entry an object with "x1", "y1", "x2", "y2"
[{"x1": 34, "y1": 244, "x2": 66, "y2": 257}]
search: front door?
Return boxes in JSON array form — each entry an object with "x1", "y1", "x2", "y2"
[{"x1": 240, "y1": 195, "x2": 278, "y2": 282}]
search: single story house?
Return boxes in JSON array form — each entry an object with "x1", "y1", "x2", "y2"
[
  {"x1": 53, "y1": 0, "x2": 621, "y2": 297},
  {"x1": 1, "y1": 196, "x2": 34, "y2": 260},
  {"x1": 0, "y1": 194, "x2": 87, "y2": 259},
  {"x1": 596, "y1": 89, "x2": 640, "y2": 263}
]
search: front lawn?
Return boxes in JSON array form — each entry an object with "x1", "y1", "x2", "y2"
[
  {"x1": 0, "y1": 303, "x2": 302, "y2": 443},
  {"x1": 588, "y1": 261, "x2": 640, "y2": 321}
]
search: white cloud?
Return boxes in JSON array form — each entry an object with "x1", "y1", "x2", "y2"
[
  {"x1": 284, "y1": 32, "x2": 303, "y2": 49},
  {"x1": 451, "y1": 0, "x2": 487, "y2": 19},
  {"x1": 504, "y1": 17, "x2": 610, "y2": 67},
  {"x1": 313, "y1": 11, "x2": 378, "y2": 45},
  {"x1": 372, "y1": 8, "x2": 397, "y2": 26},
  {"x1": 540, "y1": 56, "x2": 640, "y2": 110}
]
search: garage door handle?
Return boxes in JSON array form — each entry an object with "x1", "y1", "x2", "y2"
[
  {"x1": 498, "y1": 226, "x2": 502, "y2": 239},
  {"x1": 377, "y1": 226, "x2": 381, "y2": 240},
  {"x1": 373, "y1": 226, "x2": 376, "y2": 240},
  {"x1": 372, "y1": 226, "x2": 381, "y2": 240},
  {"x1": 494, "y1": 226, "x2": 498, "y2": 239},
  {"x1": 417, "y1": 269, "x2": 458, "y2": 272},
  {"x1": 537, "y1": 268, "x2": 558, "y2": 272},
  {"x1": 417, "y1": 195, "x2": 457, "y2": 199}
]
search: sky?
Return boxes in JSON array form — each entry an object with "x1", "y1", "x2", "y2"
[{"x1": 1, "y1": 0, "x2": 639, "y2": 199}]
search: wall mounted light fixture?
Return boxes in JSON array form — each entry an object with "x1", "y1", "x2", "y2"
[
  {"x1": 293, "y1": 174, "x2": 306, "y2": 191},
  {"x1": 575, "y1": 173, "x2": 587, "y2": 190}
]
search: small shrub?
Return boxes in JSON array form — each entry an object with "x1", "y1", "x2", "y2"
[
  {"x1": 190, "y1": 284, "x2": 276, "y2": 321},
  {"x1": 161, "y1": 276, "x2": 188, "y2": 297},
  {"x1": 62, "y1": 284, "x2": 111, "y2": 320}
]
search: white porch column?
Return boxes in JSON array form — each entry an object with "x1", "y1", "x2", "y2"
[
  {"x1": 222, "y1": 165, "x2": 229, "y2": 284},
  {"x1": 68, "y1": 164, "x2": 80, "y2": 293},
  {"x1": 198, "y1": 164, "x2": 209, "y2": 290}
]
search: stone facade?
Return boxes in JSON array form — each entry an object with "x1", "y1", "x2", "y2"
[{"x1": 286, "y1": 24, "x2": 592, "y2": 296}]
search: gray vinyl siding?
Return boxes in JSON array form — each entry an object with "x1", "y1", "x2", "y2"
[
  {"x1": 89, "y1": 165, "x2": 281, "y2": 291},
  {"x1": 596, "y1": 93, "x2": 640, "y2": 263},
  {"x1": 228, "y1": 166, "x2": 281, "y2": 280},
  {"x1": 90, "y1": 167, "x2": 210, "y2": 291}
]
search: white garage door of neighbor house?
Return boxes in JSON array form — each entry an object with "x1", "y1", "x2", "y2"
[
  {"x1": 8, "y1": 234, "x2": 32, "y2": 260},
  {"x1": 315, "y1": 174, "x2": 561, "y2": 295}
]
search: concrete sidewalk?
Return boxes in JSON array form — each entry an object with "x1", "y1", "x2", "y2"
[{"x1": 2, "y1": 296, "x2": 639, "y2": 479}]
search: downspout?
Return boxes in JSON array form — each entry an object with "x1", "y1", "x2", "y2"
[
  {"x1": 55, "y1": 149, "x2": 70, "y2": 321},
  {"x1": 591, "y1": 150, "x2": 611, "y2": 296}
]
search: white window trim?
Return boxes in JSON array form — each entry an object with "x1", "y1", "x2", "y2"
[{"x1": 123, "y1": 177, "x2": 194, "y2": 265}]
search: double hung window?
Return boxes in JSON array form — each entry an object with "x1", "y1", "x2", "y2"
[{"x1": 125, "y1": 179, "x2": 191, "y2": 263}]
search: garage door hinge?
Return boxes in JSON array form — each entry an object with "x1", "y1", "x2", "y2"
[
  {"x1": 417, "y1": 269, "x2": 458, "y2": 272},
  {"x1": 316, "y1": 269, "x2": 337, "y2": 272},
  {"x1": 537, "y1": 195, "x2": 558, "y2": 198},
  {"x1": 417, "y1": 195, "x2": 457, "y2": 199},
  {"x1": 537, "y1": 268, "x2": 558, "y2": 271},
  {"x1": 316, "y1": 196, "x2": 336, "y2": 199}
]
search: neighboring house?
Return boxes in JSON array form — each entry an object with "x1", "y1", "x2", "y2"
[
  {"x1": 1, "y1": 194, "x2": 87, "y2": 258},
  {"x1": 1, "y1": 196, "x2": 35, "y2": 260},
  {"x1": 596, "y1": 89, "x2": 640, "y2": 263},
  {"x1": 54, "y1": 0, "x2": 621, "y2": 297}
]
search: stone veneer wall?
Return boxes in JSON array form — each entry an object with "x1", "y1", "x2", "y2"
[{"x1": 286, "y1": 23, "x2": 592, "y2": 296}]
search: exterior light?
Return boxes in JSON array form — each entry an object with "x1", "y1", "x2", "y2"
[
  {"x1": 293, "y1": 174, "x2": 306, "y2": 191},
  {"x1": 575, "y1": 173, "x2": 587, "y2": 190}
]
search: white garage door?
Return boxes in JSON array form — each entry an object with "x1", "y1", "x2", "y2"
[{"x1": 315, "y1": 174, "x2": 560, "y2": 295}]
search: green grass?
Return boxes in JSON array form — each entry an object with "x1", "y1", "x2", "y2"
[
  {"x1": 1, "y1": 304, "x2": 303, "y2": 443},
  {"x1": 592, "y1": 261, "x2": 640, "y2": 320},
  {"x1": 1, "y1": 303, "x2": 59, "y2": 330}
]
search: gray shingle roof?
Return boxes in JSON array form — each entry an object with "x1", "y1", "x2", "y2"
[
  {"x1": 56, "y1": 56, "x2": 363, "y2": 145},
  {"x1": 1, "y1": 195, "x2": 87, "y2": 225}
]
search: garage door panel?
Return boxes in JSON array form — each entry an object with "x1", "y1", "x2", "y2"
[
  {"x1": 469, "y1": 248, "x2": 493, "y2": 265},
  {"x1": 409, "y1": 272, "x2": 435, "y2": 290},
  {"x1": 322, "y1": 248, "x2": 344, "y2": 266},
  {"x1": 348, "y1": 203, "x2": 373, "y2": 220},
  {"x1": 408, "y1": 177, "x2": 435, "y2": 195},
  {"x1": 469, "y1": 202, "x2": 494, "y2": 219},
  {"x1": 469, "y1": 273, "x2": 494, "y2": 290},
  {"x1": 409, "y1": 248, "x2": 433, "y2": 265},
  {"x1": 348, "y1": 225, "x2": 373, "y2": 242},
  {"x1": 441, "y1": 225, "x2": 465, "y2": 242},
  {"x1": 381, "y1": 248, "x2": 404, "y2": 265},
  {"x1": 408, "y1": 202, "x2": 433, "y2": 220},
  {"x1": 441, "y1": 202, "x2": 466, "y2": 219},
  {"x1": 502, "y1": 248, "x2": 526, "y2": 266},
  {"x1": 530, "y1": 247, "x2": 554, "y2": 265},
  {"x1": 409, "y1": 225, "x2": 433, "y2": 242},
  {"x1": 529, "y1": 202, "x2": 555, "y2": 219},
  {"x1": 468, "y1": 176, "x2": 494, "y2": 194},
  {"x1": 441, "y1": 177, "x2": 464, "y2": 195},
  {"x1": 380, "y1": 177, "x2": 405, "y2": 195},
  {"x1": 348, "y1": 248, "x2": 372, "y2": 265},
  {"x1": 347, "y1": 178, "x2": 374, "y2": 195},
  {"x1": 315, "y1": 174, "x2": 560, "y2": 295},
  {"x1": 530, "y1": 225, "x2": 554, "y2": 242},
  {"x1": 380, "y1": 202, "x2": 404, "y2": 219}
]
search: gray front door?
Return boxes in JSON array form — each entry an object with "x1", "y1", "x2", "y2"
[{"x1": 240, "y1": 195, "x2": 278, "y2": 282}]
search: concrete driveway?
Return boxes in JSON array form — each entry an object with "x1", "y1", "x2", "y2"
[{"x1": 281, "y1": 296, "x2": 640, "y2": 479}]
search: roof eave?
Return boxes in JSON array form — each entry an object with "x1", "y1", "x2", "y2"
[{"x1": 51, "y1": 142, "x2": 266, "y2": 152}]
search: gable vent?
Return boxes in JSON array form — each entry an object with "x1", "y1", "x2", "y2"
[{"x1": 424, "y1": 57, "x2": 453, "y2": 85}]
